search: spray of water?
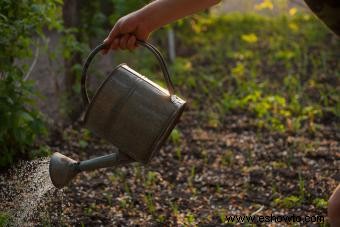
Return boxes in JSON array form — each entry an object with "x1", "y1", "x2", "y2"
[{"x1": 0, "y1": 158, "x2": 57, "y2": 225}]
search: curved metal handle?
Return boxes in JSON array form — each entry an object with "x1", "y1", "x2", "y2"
[{"x1": 81, "y1": 40, "x2": 175, "y2": 107}]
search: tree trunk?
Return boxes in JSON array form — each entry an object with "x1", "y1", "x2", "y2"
[{"x1": 62, "y1": 0, "x2": 82, "y2": 121}]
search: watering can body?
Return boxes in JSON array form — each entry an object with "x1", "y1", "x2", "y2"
[
  {"x1": 81, "y1": 41, "x2": 186, "y2": 164},
  {"x1": 49, "y1": 41, "x2": 186, "y2": 188}
]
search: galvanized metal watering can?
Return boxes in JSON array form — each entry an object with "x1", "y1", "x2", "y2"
[{"x1": 49, "y1": 41, "x2": 186, "y2": 188}]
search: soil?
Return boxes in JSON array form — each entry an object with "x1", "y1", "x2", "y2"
[{"x1": 33, "y1": 110, "x2": 339, "y2": 226}]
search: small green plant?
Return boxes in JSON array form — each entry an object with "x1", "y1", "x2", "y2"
[
  {"x1": 123, "y1": 182, "x2": 131, "y2": 194},
  {"x1": 175, "y1": 147, "x2": 182, "y2": 161},
  {"x1": 216, "y1": 184, "x2": 222, "y2": 194},
  {"x1": 81, "y1": 129, "x2": 91, "y2": 141},
  {"x1": 134, "y1": 165, "x2": 143, "y2": 180},
  {"x1": 118, "y1": 196, "x2": 130, "y2": 209},
  {"x1": 170, "y1": 128, "x2": 182, "y2": 144},
  {"x1": 313, "y1": 198, "x2": 328, "y2": 209},
  {"x1": 157, "y1": 214, "x2": 166, "y2": 224},
  {"x1": 245, "y1": 150, "x2": 253, "y2": 166},
  {"x1": 84, "y1": 203, "x2": 96, "y2": 216},
  {"x1": 103, "y1": 193, "x2": 113, "y2": 206},
  {"x1": 170, "y1": 202, "x2": 179, "y2": 216},
  {"x1": 109, "y1": 174, "x2": 117, "y2": 183},
  {"x1": 298, "y1": 173, "x2": 306, "y2": 202},
  {"x1": 218, "y1": 209, "x2": 226, "y2": 223},
  {"x1": 146, "y1": 171, "x2": 158, "y2": 187},
  {"x1": 185, "y1": 212, "x2": 196, "y2": 225},
  {"x1": 144, "y1": 193, "x2": 156, "y2": 214},
  {"x1": 201, "y1": 150, "x2": 209, "y2": 164},
  {"x1": 274, "y1": 195, "x2": 301, "y2": 208},
  {"x1": 271, "y1": 161, "x2": 288, "y2": 169},
  {"x1": 188, "y1": 166, "x2": 196, "y2": 187},
  {"x1": 113, "y1": 169, "x2": 126, "y2": 183},
  {"x1": 207, "y1": 111, "x2": 220, "y2": 128},
  {"x1": 221, "y1": 150, "x2": 233, "y2": 166},
  {"x1": 78, "y1": 140, "x2": 88, "y2": 149}
]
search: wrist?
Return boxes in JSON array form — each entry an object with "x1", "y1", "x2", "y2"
[{"x1": 134, "y1": 6, "x2": 159, "y2": 36}]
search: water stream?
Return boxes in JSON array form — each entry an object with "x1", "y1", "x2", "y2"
[{"x1": 0, "y1": 158, "x2": 58, "y2": 225}]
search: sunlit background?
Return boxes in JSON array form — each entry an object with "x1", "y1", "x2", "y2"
[{"x1": 0, "y1": 0, "x2": 339, "y2": 225}]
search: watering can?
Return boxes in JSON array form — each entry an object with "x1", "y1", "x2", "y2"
[{"x1": 49, "y1": 41, "x2": 186, "y2": 188}]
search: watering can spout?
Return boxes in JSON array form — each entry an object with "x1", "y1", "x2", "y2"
[
  {"x1": 49, "y1": 152, "x2": 79, "y2": 189},
  {"x1": 49, "y1": 151, "x2": 133, "y2": 188}
]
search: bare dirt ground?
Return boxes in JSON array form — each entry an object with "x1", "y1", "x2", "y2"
[{"x1": 32, "y1": 110, "x2": 339, "y2": 226}]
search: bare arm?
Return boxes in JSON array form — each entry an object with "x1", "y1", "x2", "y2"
[
  {"x1": 138, "y1": 0, "x2": 221, "y2": 32},
  {"x1": 103, "y1": 0, "x2": 220, "y2": 52}
]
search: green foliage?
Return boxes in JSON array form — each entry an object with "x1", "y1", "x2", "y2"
[
  {"x1": 298, "y1": 173, "x2": 306, "y2": 202},
  {"x1": 59, "y1": 1, "x2": 150, "y2": 116},
  {"x1": 0, "y1": 72, "x2": 47, "y2": 168},
  {"x1": 144, "y1": 193, "x2": 156, "y2": 214},
  {"x1": 123, "y1": 13, "x2": 335, "y2": 133},
  {"x1": 83, "y1": 10, "x2": 337, "y2": 135},
  {"x1": 274, "y1": 195, "x2": 301, "y2": 208},
  {"x1": 0, "y1": 0, "x2": 117, "y2": 168},
  {"x1": 171, "y1": 13, "x2": 339, "y2": 133},
  {"x1": 0, "y1": 0, "x2": 62, "y2": 69},
  {"x1": 170, "y1": 128, "x2": 182, "y2": 144},
  {"x1": 313, "y1": 198, "x2": 328, "y2": 209},
  {"x1": 79, "y1": 1, "x2": 107, "y2": 40},
  {"x1": 30, "y1": 145, "x2": 52, "y2": 159},
  {"x1": 0, "y1": 0, "x2": 62, "y2": 168},
  {"x1": 145, "y1": 171, "x2": 158, "y2": 187},
  {"x1": 109, "y1": 0, "x2": 149, "y2": 23},
  {"x1": 185, "y1": 212, "x2": 196, "y2": 225}
]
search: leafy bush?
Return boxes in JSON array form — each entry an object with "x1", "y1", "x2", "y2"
[{"x1": 0, "y1": 0, "x2": 62, "y2": 168}]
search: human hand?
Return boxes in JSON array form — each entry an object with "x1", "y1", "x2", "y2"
[
  {"x1": 102, "y1": 0, "x2": 221, "y2": 53},
  {"x1": 102, "y1": 11, "x2": 151, "y2": 53}
]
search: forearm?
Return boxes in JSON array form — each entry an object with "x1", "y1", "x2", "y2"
[
  {"x1": 137, "y1": 0, "x2": 220, "y2": 32},
  {"x1": 103, "y1": 0, "x2": 220, "y2": 51}
]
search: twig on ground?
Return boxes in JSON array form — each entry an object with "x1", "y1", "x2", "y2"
[{"x1": 250, "y1": 205, "x2": 264, "y2": 216}]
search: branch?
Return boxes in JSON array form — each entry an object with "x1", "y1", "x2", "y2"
[{"x1": 23, "y1": 44, "x2": 40, "y2": 81}]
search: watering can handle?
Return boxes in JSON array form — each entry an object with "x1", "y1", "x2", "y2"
[{"x1": 81, "y1": 40, "x2": 176, "y2": 107}]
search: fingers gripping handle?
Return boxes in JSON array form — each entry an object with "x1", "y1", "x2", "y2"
[{"x1": 81, "y1": 41, "x2": 175, "y2": 107}]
